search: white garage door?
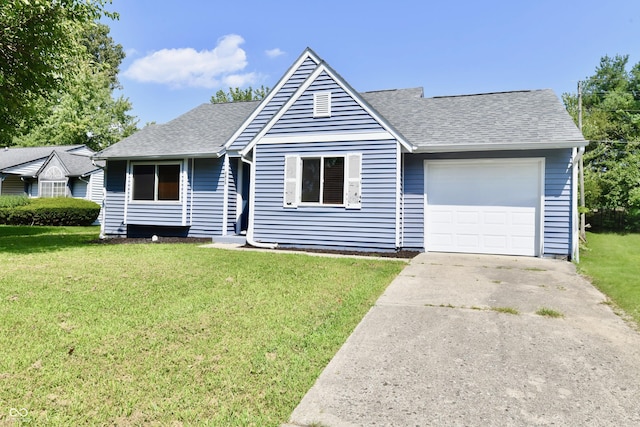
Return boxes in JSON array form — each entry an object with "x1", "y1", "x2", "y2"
[{"x1": 425, "y1": 159, "x2": 543, "y2": 256}]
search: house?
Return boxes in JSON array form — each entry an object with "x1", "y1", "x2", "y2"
[
  {"x1": 94, "y1": 48, "x2": 588, "y2": 259},
  {"x1": 0, "y1": 145, "x2": 104, "y2": 203}
]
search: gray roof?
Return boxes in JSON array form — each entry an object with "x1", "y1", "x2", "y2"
[
  {"x1": 52, "y1": 151, "x2": 103, "y2": 177},
  {"x1": 95, "y1": 101, "x2": 259, "y2": 159},
  {"x1": 362, "y1": 88, "x2": 586, "y2": 150},
  {"x1": 94, "y1": 86, "x2": 585, "y2": 160},
  {"x1": 0, "y1": 145, "x2": 86, "y2": 171}
]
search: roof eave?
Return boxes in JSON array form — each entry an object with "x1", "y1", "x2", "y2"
[
  {"x1": 92, "y1": 149, "x2": 226, "y2": 161},
  {"x1": 412, "y1": 140, "x2": 589, "y2": 153}
]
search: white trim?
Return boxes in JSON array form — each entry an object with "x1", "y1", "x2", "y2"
[
  {"x1": 222, "y1": 154, "x2": 229, "y2": 236},
  {"x1": 259, "y1": 131, "x2": 394, "y2": 145},
  {"x1": 239, "y1": 62, "x2": 414, "y2": 156},
  {"x1": 395, "y1": 142, "x2": 402, "y2": 248},
  {"x1": 235, "y1": 158, "x2": 244, "y2": 234},
  {"x1": 189, "y1": 159, "x2": 195, "y2": 226},
  {"x1": 571, "y1": 147, "x2": 581, "y2": 261},
  {"x1": 414, "y1": 141, "x2": 588, "y2": 153},
  {"x1": 423, "y1": 158, "x2": 545, "y2": 257},
  {"x1": 129, "y1": 160, "x2": 183, "y2": 203},
  {"x1": 224, "y1": 49, "x2": 322, "y2": 150},
  {"x1": 181, "y1": 158, "x2": 188, "y2": 226},
  {"x1": 123, "y1": 160, "x2": 130, "y2": 225}
]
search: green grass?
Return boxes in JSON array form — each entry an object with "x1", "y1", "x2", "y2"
[
  {"x1": 579, "y1": 232, "x2": 640, "y2": 326},
  {"x1": 0, "y1": 226, "x2": 404, "y2": 426},
  {"x1": 535, "y1": 307, "x2": 564, "y2": 318},
  {"x1": 490, "y1": 306, "x2": 519, "y2": 315}
]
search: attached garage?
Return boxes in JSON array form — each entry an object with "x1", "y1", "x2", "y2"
[{"x1": 424, "y1": 158, "x2": 544, "y2": 256}]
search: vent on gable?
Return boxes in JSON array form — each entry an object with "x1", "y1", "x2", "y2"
[{"x1": 313, "y1": 92, "x2": 331, "y2": 118}]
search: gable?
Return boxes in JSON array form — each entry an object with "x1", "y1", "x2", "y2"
[
  {"x1": 266, "y1": 70, "x2": 385, "y2": 136},
  {"x1": 39, "y1": 154, "x2": 69, "y2": 180},
  {"x1": 226, "y1": 53, "x2": 320, "y2": 152}
]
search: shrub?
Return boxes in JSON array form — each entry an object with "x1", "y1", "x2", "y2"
[
  {"x1": 0, "y1": 198, "x2": 100, "y2": 226},
  {"x1": 0, "y1": 195, "x2": 30, "y2": 208}
]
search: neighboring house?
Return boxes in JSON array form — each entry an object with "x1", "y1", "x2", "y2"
[
  {"x1": 0, "y1": 145, "x2": 104, "y2": 204},
  {"x1": 94, "y1": 48, "x2": 588, "y2": 259}
]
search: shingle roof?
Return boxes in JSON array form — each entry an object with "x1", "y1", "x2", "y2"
[
  {"x1": 52, "y1": 151, "x2": 103, "y2": 177},
  {"x1": 95, "y1": 101, "x2": 259, "y2": 159},
  {"x1": 94, "y1": 86, "x2": 585, "y2": 160},
  {"x1": 362, "y1": 88, "x2": 586, "y2": 150},
  {"x1": 0, "y1": 145, "x2": 86, "y2": 171}
]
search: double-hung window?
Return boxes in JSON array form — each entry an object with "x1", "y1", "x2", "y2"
[
  {"x1": 284, "y1": 153, "x2": 361, "y2": 209},
  {"x1": 132, "y1": 163, "x2": 181, "y2": 201},
  {"x1": 40, "y1": 181, "x2": 67, "y2": 198}
]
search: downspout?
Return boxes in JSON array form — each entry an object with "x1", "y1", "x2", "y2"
[
  {"x1": 572, "y1": 146, "x2": 586, "y2": 262},
  {"x1": 241, "y1": 152, "x2": 278, "y2": 249},
  {"x1": 91, "y1": 160, "x2": 107, "y2": 239}
]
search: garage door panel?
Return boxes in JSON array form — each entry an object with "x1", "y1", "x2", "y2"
[{"x1": 425, "y1": 159, "x2": 542, "y2": 256}]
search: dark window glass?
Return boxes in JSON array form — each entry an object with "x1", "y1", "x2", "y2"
[
  {"x1": 158, "y1": 164, "x2": 180, "y2": 200},
  {"x1": 132, "y1": 164, "x2": 155, "y2": 200},
  {"x1": 301, "y1": 158, "x2": 321, "y2": 203},
  {"x1": 323, "y1": 157, "x2": 344, "y2": 204}
]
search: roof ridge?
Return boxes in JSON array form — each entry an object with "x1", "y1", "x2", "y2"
[{"x1": 431, "y1": 89, "x2": 549, "y2": 99}]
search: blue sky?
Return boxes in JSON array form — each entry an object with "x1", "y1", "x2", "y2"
[{"x1": 106, "y1": 0, "x2": 640, "y2": 126}]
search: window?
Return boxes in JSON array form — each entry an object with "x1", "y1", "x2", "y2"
[
  {"x1": 40, "y1": 181, "x2": 67, "y2": 198},
  {"x1": 301, "y1": 157, "x2": 344, "y2": 204},
  {"x1": 284, "y1": 153, "x2": 361, "y2": 208},
  {"x1": 132, "y1": 163, "x2": 181, "y2": 201}
]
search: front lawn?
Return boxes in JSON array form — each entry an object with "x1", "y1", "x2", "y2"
[
  {"x1": 0, "y1": 226, "x2": 405, "y2": 425},
  {"x1": 579, "y1": 232, "x2": 640, "y2": 326}
]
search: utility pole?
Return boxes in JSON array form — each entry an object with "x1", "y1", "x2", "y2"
[{"x1": 578, "y1": 81, "x2": 586, "y2": 241}]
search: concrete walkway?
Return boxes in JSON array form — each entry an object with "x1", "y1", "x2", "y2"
[{"x1": 285, "y1": 253, "x2": 640, "y2": 426}]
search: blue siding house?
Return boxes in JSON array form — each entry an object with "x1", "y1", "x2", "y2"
[{"x1": 94, "y1": 48, "x2": 587, "y2": 259}]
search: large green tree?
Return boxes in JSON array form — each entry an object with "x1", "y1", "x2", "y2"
[
  {"x1": 0, "y1": 0, "x2": 116, "y2": 145},
  {"x1": 12, "y1": 20, "x2": 137, "y2": 149},
  {"x1": 563, "y1": 55, "x2": 640, "y2": 224},
  {"x1": 210, "y1": 86, "x2": 270, "y2": 104}
]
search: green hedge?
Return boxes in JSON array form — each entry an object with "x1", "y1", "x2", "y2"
[{"x1": 0, "y1": 197, "x2": 101, "y2": 226}]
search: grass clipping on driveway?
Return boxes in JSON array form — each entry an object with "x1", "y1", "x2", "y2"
[{"x1": 0, "y1": 226, "x2": 404, "y2": 425}]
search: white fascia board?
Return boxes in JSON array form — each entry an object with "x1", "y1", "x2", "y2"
[
  {"x1": 239, "y1": 65, "x2": 327, "y2": 157},
  {"x1": 240, "y1": 61, "x2": 416, "y2": 157},
  {"x1": 258, "y1": 131, "x2": 395, "y2": 145},
  {"x1": 223, "y1": 49, "x2": 322, "y2": 150},
  {"x1": 413, "y1": 140, "x2": 589, "y2": 153},
  {"x1": 93, "y1": 150, "x2": 225, "y2": 161}
]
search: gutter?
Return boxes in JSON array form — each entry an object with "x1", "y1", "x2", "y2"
[
  {"x1": 240, "y1": 153, "x2": 278, "y2": 249},
  {"x1": 413, "y1": 140, "x2": 589, "y2": 153}
]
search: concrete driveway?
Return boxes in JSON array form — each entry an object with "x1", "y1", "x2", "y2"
[{"x1": 286, "y1": 253, "x2": 640, "y2": 426}]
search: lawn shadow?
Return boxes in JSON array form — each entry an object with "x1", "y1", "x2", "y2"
[{"x1": 0, "y1": 226, "x2": 99, "y2": 254}]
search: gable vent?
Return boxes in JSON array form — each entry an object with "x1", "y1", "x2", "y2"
[{"x1": 313, "y1": 91, "x2": 331, "y2": 118}]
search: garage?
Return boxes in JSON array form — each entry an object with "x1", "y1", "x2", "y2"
[{"x1": 424, "y1": 159, "x2": 544, "y2": 256}]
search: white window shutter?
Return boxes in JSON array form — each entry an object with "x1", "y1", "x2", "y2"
[
  {"x1": 345, "y1": 153, "x2": 362, "y2": 209},
  {"x1": 284, "y1": 155, "x2": 299, "y2": 207}
]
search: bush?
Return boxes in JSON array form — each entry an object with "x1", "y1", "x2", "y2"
[
  {"x1": 0, "y1": 195, "x2": 30, "y2": 208},
  {"x1": 0, "y1": 198, "x2": 100, "y2": 226}
]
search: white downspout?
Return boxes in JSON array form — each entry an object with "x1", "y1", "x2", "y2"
[
  {"x1": 91, "y1": 160, "x2": 107, "y2": 239},
  {"x1": 241, "y1": 151, "x2": 278, "y2": 249},
  {"x1": 572, "y1": 146, "x2": 586, "y2": 262}
]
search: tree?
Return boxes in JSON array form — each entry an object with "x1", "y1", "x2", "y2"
[
  {"x1": 210, "y1": 86, "x2": 270, "y2": 104},
  {"x1": 0, "y1": 0, "x2": 115, "y2": 144},
  {"x1": 13, "y1": 61, "x2": 137, "y2": 150},
  {"x1": 11, "y1": 19, "x2": 137, "y2": 150},
  {"x1": 563, "y1": 55, "x2": 640, "y2": 228}
]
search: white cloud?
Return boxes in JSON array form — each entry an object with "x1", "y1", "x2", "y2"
[
  {"x1": 223, "y1": 72, "x2": 259, "y2": 87},
  {"x1": 123, "y1": 34, "x2": 252, "y2": 89},
  {"x1": 265, "y1": 48, "x2": 285, "y2": 58}
]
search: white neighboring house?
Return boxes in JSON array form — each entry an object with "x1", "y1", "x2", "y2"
[{"x1": 0, "y1": 145, "x2": 105, "y2": 220}]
